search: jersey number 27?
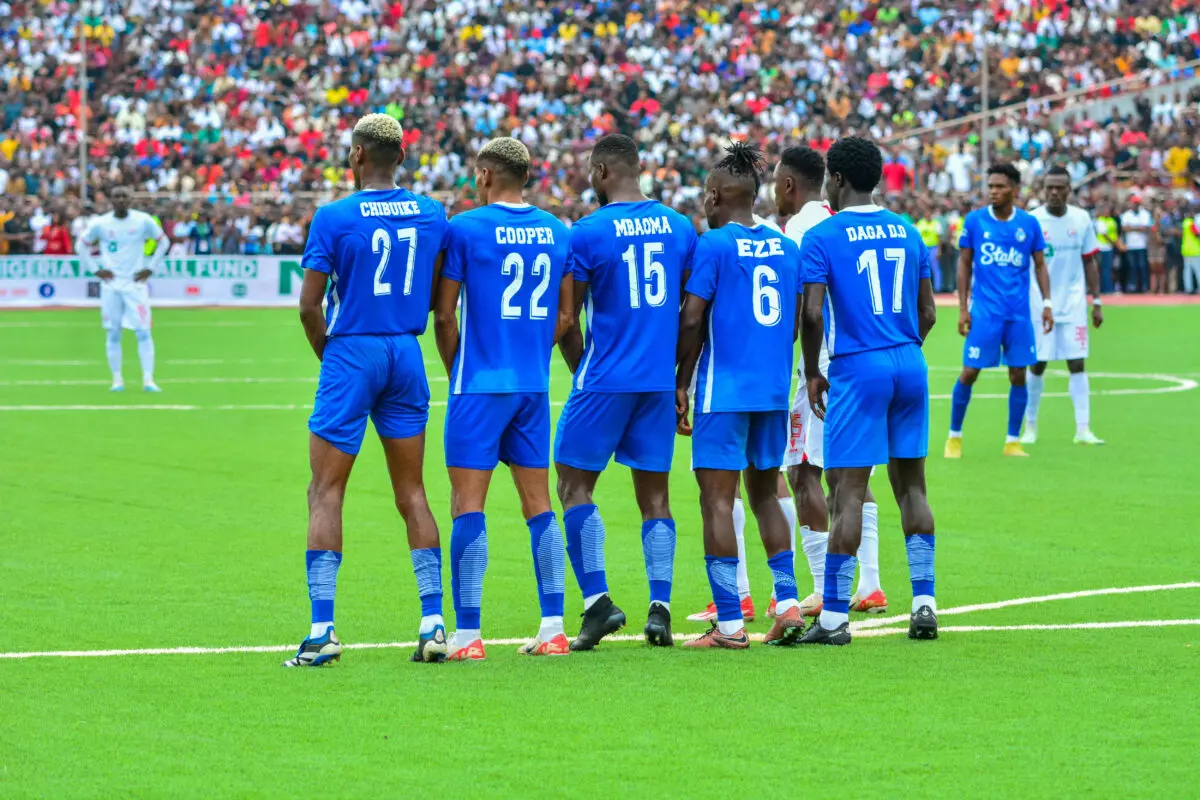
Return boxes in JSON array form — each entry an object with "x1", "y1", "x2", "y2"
[
  {"x1": 857, "y1": 248, "x2": 906, "y2": 315},
  {"x1": 372, "y1": 227, "x2": 418, "y2": 296}
]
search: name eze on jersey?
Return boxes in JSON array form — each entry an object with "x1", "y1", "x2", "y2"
[
  {"x1": 978, "y1": 242, "x2": 1026, "y2": 267},
  {"x1": 359, "y1": 200, "x2": 422, "y2": 217},
  {"x1": 846, "y1": 223, "x2": 908, "y2": 242},
  {"x1": 736, "y1": 237, "x2": 785, "y2": 257},
  {"x1": 612, "y1": 216, "x2": 674, "y2": 237},
  {"x1": 495, "y1": 226, "x2": 558, "y2": 245}
]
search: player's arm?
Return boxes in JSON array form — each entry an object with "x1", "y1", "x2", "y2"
[
  {"x1": 800, "y1": 282, "x2": 829, "y2": 420},
  {"x1": 1084, "y1": 251, "x2": 1103, "y2": 328},
  {"x1": 555, "y1": 273, "x2": 574, "y2": 344},
  {"x1": 1032, "y1": 249, "x2": 1054, "y2": 333},
  {"x1": 137, "y1": 218, "x2": 171, "y2": 282},
  {"x1": 429, "y1": 251, "x2": 445, "y2": 313},
  {"x1": 675, "y1": 292, "x2": 708, "y2": 434},
  {"x1": 956, "y1": 246, "x2": 973, "y2": 337},
  {"x1": 75, "y1": 225, "x2": 113, "y2": 280},
  {"x1": 298, "y1": 269, "x2": 329, "y2": 361},
  {"x1": 918, "y1": 277, "x2": 936, "y2": 341},
  {"x1": 433, "y1": 274, "x2": 461, "y2": 378},
  {"x1": 557, "y1": 278, "x2": 587, "y2": 372}
]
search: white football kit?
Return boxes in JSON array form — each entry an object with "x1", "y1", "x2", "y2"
[
  {"x1": 1030, "y1": 205, "x2": 1099, "y2": 362},
  {"x1": 82, "y1": 211, "x2": 165, "y2": 332},
  {"x1": 782, "y1": 201, "x2": 833, "y2": 469}
]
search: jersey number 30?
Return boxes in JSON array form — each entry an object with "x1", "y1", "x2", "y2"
[
  {"x1": 856, "y1": 248, "x2": 906, "y2": 315},
  {"x1": 372, "y1": 227, "x2": 418, "y2": 296}
]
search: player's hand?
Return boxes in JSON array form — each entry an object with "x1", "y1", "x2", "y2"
[
  {"x1": 1042, "y1": 307, "x2": 1054, "y2": 334},
  {"x1": 1092, "y1": 304, "x2": 1104, "y2": 329},
  {"x1": 95, "y1": 269, "x2": 115, "y2": 281},
  {"x1": 806, "y1": 374, "x2": 829, "y2": 421},
  {"x1": 957, "y1": 309, "x2": 971, "y2": 337},
  {"x1": 133, "y1": 269, "x2": 153, "y2": 283},
  {"x1": 675, "y1": 388, "x2": 691, "y2": 436}
]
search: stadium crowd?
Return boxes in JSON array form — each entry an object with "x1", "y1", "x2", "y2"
[{"x1": 3, "y1": 0, "x2": 1200, "y2": 292}]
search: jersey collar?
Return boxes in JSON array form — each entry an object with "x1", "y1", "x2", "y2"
[{"x1": 839, "y1": 204, "x2": 883, "y2": 214}]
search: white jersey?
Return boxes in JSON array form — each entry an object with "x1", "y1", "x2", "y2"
[
  {"x1": 1030, "y1": 205, "x2": 1098, "y2": 322},
  {"x1": 752, "y1": 213, "x2": 782, "y2": 232},
  {"x1": 787, "y1": 201, "x2": 834, "y2": 375},
  {"x1": 82, "y1": 211, "x2": 164, "y2": 287}
]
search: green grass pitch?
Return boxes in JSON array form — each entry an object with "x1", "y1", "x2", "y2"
[{"x1": 2, "y1": 305, "x2": 1198, "y2": 797}]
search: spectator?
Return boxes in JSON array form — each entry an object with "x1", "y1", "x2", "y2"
[
  {"x1": 1094, "y1": 204, "x2": 1119, "y2": 294},
  {"x1": 1120, "y1": 196, "x2": 1153, "y2": 293},
  {"x1": 946, "y1": 143, "x2": 977, "y2": 195},
  {"x1": 2, "y1": 205, "x2": 34, "y2": 254},
  {"x1": 1182, "y1": 207, "x2": 1200, "y2": 295},
  {"x1": 191, "y1": 215, "x2": 215, "y2": 256},
  {"x1": 915, "y1": 204, "x2": 944, "y2": 292},
  {"x1": 271, "y1": 214, "x2": 305, "y2": 256},
  {"x1": 40, "y1": 211, "x2": 73, "y2": 255}
]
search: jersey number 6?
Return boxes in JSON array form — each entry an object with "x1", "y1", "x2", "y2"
[{"x1": 372, "y1": 227, "x2": 418, "y2": 296}]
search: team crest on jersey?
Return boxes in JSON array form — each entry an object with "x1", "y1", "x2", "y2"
[
  {"x1": 1016, "y1": 228, "x2": 1027, "y2": 242},
  {"x1": 983, "y1": 231, "x2": 991, "y2": 240},
  {"x1": 1045, "y1": 244, "x2": 1055, "y2": 257}
]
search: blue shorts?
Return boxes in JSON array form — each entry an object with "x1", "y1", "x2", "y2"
[
  {"x1": 445, "y1": 392, "x2": 550, "y2": 470},
  {"x1": 308, "y1": 334, "x2": 429, "y2": 455},
  {"x1": 964, "y1": 314, "x2": 1037, "y2": 369},
  {"x1": 554, "y1": 390, "x2": 675, "y2": 473},
  {"x1": 692, "y1": 410, "x2": 788, "y2": 472},
  {"x1": 825, "y1": 344, "x2": 928, "y2": 468}
]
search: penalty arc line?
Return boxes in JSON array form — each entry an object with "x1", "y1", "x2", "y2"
[{"x1": 2, "y1": 583, "x2": 1197, "y2": 660}]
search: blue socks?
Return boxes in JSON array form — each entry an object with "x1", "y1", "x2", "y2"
[
  {"x1": 564, "y1": 504, "x2": 608, "y2": 599},
  {"x1": 906, "y1": 533, "x2": 936, "y2": 611},
  {"x1": 949, "y1": 379, "x2": 972, "y2": 434},
  {"x1": 528, "y1": 511, "x2": 566, "y2": 618},
  {"x1": 704, "y1": 555, "x2": 742, "y2": 633},
  {"x1": 450, "y1": 512, "x2": 488, "y2": 630},
  {"x1": 306, "y1": 549, "x2": 342, "y2": 636},
  {"x1": 1008, "y1": 385, "x2": 1028, "y2": 439},
  {"x1": 819, "y1": 552, "x2": 857, "y2": 629},
  {"x1": 641, "y1": 518, "x2": 676, "y2": 605},
  {"x1": 410, "y1": 547, "x2": 443, "y2": 619},
  {"x1": 767, "y1": 550, "x2": 799, "y2": 610}
]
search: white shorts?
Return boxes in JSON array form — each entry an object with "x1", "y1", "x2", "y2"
[
  {"x1": 101, "y1": 282, "x2": 152, "y2": 332},
  {"x1": 783, "y1": 349, "x2": 830, "y2": 470},
  {"x1": 1036, "y1": 317, "x2": 1088, "y2": 362}
]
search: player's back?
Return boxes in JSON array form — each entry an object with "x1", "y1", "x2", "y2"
[
  {"x1": 444, "y1": 203, "x2": 569, "y2": 394},
  {"x1": 569, "y1": 200, "x2": 697, "y2": 392},
  {"x1": 303, "y1": 188, "x2": 447, "y2": 337},
  {"x1": 800, "y1": 207, "x2": 930, "y2": 358},
  {"x1": 690, "y1": 223, "x2": 800, "y2": 413},
  {"x1": 960, "y1": 206, "x2": 1043, "y2": 321}
]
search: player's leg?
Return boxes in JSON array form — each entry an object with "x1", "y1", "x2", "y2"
[
  {"x1": 769, "y1": 469, "x2": 798, "y2": 618},
  {"x1": 502, "y1": 393, "x2": 569, "y2": 656},
  {"x1": 685, "y1": 411, "x2": 751, "y2": 649},
  {"x1": 554, "y1": 389, "x2": 628, "y2": 650},
  {"x1": 947, "y1": 313, "x2": 999, "y2": 457},
  {"x1": 690, "y1": 480, "x2": 752, "y2": 623},
  {"x1": 1022, "y1": 361, "x2": 1048, "y2": 444},
  {"x1": 1067, "y1": 357, "x2": 1103, "y2": 444},
  {"x1": 285, "y1": 338, "x2": 379, "y2": 667},
  {"x1": 124, "y1": 284, "x2": 158, "y2": 391},
  {"x1": 100, "y1": 286, "x2": 125, "y2": 391},
  {"x1": 1002, "y1": 319, "x2": 1036, "y2": 456},
  {"x1": 372, "y1": 335, "x2": 448, "y2": 661},
  {"x1": 744, "y1": 411, "x2": 807, "y2": 646},
  {"x1": 851, "y1": 482, "x2": 888, "y2": 613}
]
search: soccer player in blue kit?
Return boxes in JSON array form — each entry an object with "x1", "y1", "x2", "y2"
[
  {"x1": 288, "y1": 114, "x2": 449, "y2": 667},
  {"x1": 675, "y1": 142, "x2": 805, "y2": 649},
  {"x1": 433, "y1": 138, "x2": 573, "y2": 661},
  {"x1": 795, "y1": 136, "x2": 939, "y2": 646},
  {"x1": 945, "y1": 163, "x2": 1054, "y2": 459},
  {"x1": 555, "y1": 134, "x2": 698, "y2": 650}
]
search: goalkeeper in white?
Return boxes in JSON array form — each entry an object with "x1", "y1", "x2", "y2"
[{"x1": 75, "y1": 187, "x2": 171, "y2": 392}]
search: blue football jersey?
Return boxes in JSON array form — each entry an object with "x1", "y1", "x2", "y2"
[
  {"x1": 687, "y1": 223, "x2": 800, "y2": 413},
  {"x1": 799, "y1": 207, "x2": 932, "y2": 359},
  {"x1": 302, "y1": 188, "x2": 448, "y2": 337},
  {"x1": 958, "y1": 206, "x2": 1046, "y2": 320},
  {"x1": 569, "y1": 200, "x2": 697, "y2": 392},
  {"x1": 442, "y1": 203, "x2": 570, "y2": 394}
]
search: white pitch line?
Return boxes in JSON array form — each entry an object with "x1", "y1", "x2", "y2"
[
  {"x1": 4, "y1": 584, "x2": 1199, "y2": 660},
  {"x1": 0, "y1": 400, "x2": 564, "y2": 412},
  {"x1": 0, "y1": 375, "x2": 450, "y2": 387},
  {"x1": 853, "y1": 581, "x2": 1200, "y2": 630}
]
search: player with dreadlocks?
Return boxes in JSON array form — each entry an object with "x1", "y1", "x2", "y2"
[{"x1": 675, "y1": 142, "x2": 806, "y2": 649}]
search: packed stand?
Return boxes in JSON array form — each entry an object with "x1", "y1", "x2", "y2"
[{"x1": 2, "y1": 0, "x2": 1200, "y2": 292}]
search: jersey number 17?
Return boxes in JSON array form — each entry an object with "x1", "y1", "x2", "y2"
[{"x1": 857, "y1": 248, "x2": 906, "y2": 315}]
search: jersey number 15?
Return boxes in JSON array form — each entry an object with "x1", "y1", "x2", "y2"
[
  {"x1": 857, "y1": 248, "x2": 906, "y2": 315},
  {"x1": 372, "y1": 227, "x2": 418, "y2": 296}
]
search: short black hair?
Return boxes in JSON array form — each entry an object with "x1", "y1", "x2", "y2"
[
  {"x1": 1046, "y1": 165, "x2": 1070, "y2": 178},
  {"x1": 987, "y1": 162, "x2": 1022, "y2": 185},
  {"x1": 713, "y1": 141, "x2": 766, "y2": 192},
  {"x1": 826, "y1": 136, "x2": 883, "y2": 192},
  {"x1": 590, "y1": 134, "x2": 640, "y2": 173},
  {"x1": 779, "y1": 146, "x2": 825, "y2": 188}
]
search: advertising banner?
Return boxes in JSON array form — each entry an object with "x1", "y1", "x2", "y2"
[{"x1": 0, "y1": 256, "x2": 306, "y2": 307}]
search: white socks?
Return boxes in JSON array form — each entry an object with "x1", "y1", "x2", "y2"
[
  {"x1": 856, "y1": 502, "x2": 881, "y2": 595},
  {"x1": 538, "y1": 616, "x2": 564, "y2": 640},
  {"x1": 452, "y1": 628, "x2": 481, "y2": 649},
  {"x1": 779, "y1": 496, "x2": 797, "y2": 552},
  {"x1": 135, "y1": 328, "x2": 155, "y2": 385},
  {"x1": 732, "y1": 498, "x2": 750, "y2": 599},
  {"x1": 310, "y1": 621, "x2": 332, "y2": 638},
  {"x1": 1069, "y1": 371, "x2": 1090, "y2": 432},
  {"x1": 800, "y1": 525, "x2": 829, "y2": 594},
  {"x1": 582, "y1": 593, "x2": 604, "y2": 611},
  {"x1": 820, "y1": 608, "x2": 848, "y2": 629},
  {"x1": 419, "y1": 614, "x2": 443, "y2": 635},
  {"x1": 717, "y1": 619, "x2": 743, "y2": 635},
  {"x1": 1026, "y1": 371, "x2": 1044, "y2": 427},
  {"x1": 105, "y1": 328, "x2": 122, "y2": 377},
  {"x1": 913, "y1": 595, "x2": 937, "y2": 613}
]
